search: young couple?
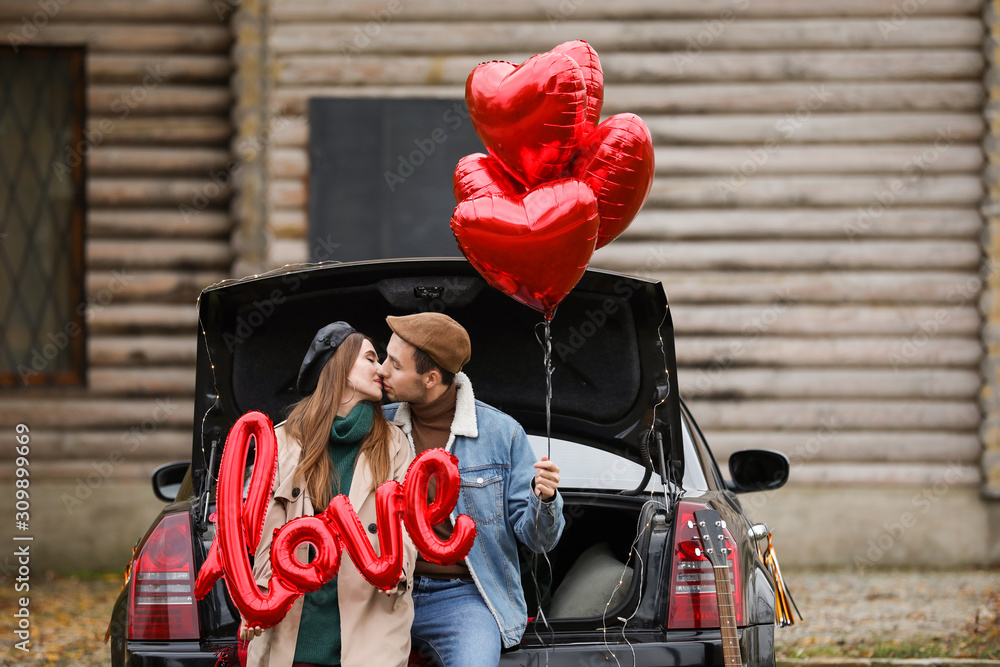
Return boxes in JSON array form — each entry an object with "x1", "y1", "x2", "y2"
[{"x1": 241, "y1": 312, "x2": 565, "y2": 667}]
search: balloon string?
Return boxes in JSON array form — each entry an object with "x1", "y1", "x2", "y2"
[
  {"x1": 531, "y1": 316, "x2": 557, "y2": 661},
  {"x1": 533, "y1": 317, "x2": 555, "y2": 460},
  {"x1": 544, "y1": 317, "x2": 553, "y2": 460}
]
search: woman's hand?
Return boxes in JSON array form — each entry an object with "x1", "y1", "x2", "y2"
[
  {"x1": 379, "y1": 572, "x2": 407, "y2": 596},
  {"x1": 239, "y1": 618, "x2": 264, "y2": 642}
]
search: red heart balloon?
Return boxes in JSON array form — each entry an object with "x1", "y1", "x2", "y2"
[
  {"x1": 450, "y1": 179, "x2": 599, "y2": 320},
  {"x1": 466, "y1": 52, "x2": 588, "y2": 188},
  {"x1": 453, "y1": 153, "x2": 526, "y2": 203},
  {"x1": 551, "y1": 40, "x2": 603, "y2": 130},
  {"x1": 572, "y1": 113, "x2": 655, "y2": 249}
]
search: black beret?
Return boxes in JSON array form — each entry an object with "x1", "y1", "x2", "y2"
[{"x1": 296, "y1": 321, "x2": 356, "y2": 395}]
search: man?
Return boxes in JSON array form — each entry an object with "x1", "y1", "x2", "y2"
[{"x1": 377, "y1": 312, "x2": 564, "y2": 667}]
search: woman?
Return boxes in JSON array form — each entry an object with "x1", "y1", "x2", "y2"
[{"x1": 243, "y1": 321, "x2": 415, "y2": 667}]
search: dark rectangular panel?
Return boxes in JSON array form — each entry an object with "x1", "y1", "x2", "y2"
[{"x1": 308, "y1": 98, "x2": 485, "y2": 262}]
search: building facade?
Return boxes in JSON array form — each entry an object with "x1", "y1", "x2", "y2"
[{"x1": 0, "y1": 0, "x2": 997, "y2": 570}]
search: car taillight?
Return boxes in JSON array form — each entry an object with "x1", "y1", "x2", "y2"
[
  {"x1": 667, "y1": 501, "x2": 743, "y2": 629},
  {"x1": 127, "y1": 513, "x2": 199, "y2": 640}
]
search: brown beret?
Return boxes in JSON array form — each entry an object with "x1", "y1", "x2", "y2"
[{"x1": 386, "y1": 313, "x2": 471, "y2": 374}]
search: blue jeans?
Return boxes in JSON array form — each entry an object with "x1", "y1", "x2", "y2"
[{"x1": 411, "y1": 577, "x2": 502, "y2": 667}]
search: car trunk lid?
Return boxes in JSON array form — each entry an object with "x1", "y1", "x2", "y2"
[{"x1": 190, "y1": 258, "x2": 682, "y2": 491}]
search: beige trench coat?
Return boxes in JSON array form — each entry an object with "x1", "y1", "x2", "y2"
[{"x1": 246, "y1": 421, "x2": 415, "y2": 667}]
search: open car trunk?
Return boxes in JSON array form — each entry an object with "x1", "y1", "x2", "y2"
[
  {"x1": 188, "y1": 259, "x2": 684, "y2": 642},
  {"x1": 519, "y1": 493, "x2": 672, "y2": 643}
]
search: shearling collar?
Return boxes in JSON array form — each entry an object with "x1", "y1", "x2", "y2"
[{"x1": 391, "y1": 371, "x2": 478, "y2": 454}]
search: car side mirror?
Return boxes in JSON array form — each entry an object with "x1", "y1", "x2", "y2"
[
  {"x1": 727, "y1": 449, "x2": 789, "y2": 493},
  {"x1": 152, "y1": 461, "x2": 191, "y2": 502}
]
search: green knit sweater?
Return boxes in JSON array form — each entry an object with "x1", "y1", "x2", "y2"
[{"x1": 292, "y1": 402, "x2": 373, "y2": 666}]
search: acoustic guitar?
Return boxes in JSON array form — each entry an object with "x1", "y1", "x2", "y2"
[{"x1": 694, "y1": 508, "x2": 742, "y2": 667}]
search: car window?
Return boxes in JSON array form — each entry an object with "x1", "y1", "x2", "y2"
[
  {"x1": 527, "y1": 422, "x2": 709, "y2": 493},
  {"x1": 680, "y1": 406, "x2": 724, "y2": 491}
]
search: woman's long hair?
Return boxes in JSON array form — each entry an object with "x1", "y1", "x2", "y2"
[{"x1": 284, "y1": 332, "x2": 392, "y2": 509}]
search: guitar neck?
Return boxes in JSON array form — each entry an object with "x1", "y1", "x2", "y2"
[{"x1": 712, "y1": 564, "x2": 742, "y2": 667}]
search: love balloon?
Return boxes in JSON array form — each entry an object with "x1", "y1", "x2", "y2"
[
  {"x1": 454, "y1": 40, "x2": 654, "y2": 320},
  {"x1": 194, "y1": 411, "x2": 476, "y2": 630}
]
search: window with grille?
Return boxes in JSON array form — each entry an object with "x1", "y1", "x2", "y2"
[{"x1": 0, "y1": 47, "x2": 86, "y2": 388}]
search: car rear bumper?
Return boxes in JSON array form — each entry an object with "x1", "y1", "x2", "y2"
[
  {"x1": 123, "y1": 641, "x2": 230, "y2": 666},
  {"x1": 501, "y1": 623, "x2": 774, "y2": 667},
  {"x1": 121, "y1": 625, "x2": 774, "y2": 666}
]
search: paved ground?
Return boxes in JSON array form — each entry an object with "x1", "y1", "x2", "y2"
[
  {"x1": 0, "y1": 568, "x2": 997, "y2": 666},
  {"x1": 774, "y1": 569, "x2": 1000, "y2": 659}
]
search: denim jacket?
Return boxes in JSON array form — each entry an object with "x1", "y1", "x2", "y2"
[{"x1": 384, "y1": 372, "x2": 565, "y2": 647}]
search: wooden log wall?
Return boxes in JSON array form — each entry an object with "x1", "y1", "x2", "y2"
[
  {"x1": 980, "y1": 2, "x2": 1000, "y2": 502},
  {"x1": 0, "y1": 0, "x2": 234, "y2": 479},
  {"x1": 260, "y1": 0, "x2": 988, "y2": 489}
]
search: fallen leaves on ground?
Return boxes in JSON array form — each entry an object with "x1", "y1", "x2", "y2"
[{"x1": 0, "y1": 571, "x2": 123, "y2": 667}]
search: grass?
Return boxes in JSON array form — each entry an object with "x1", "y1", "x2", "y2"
[
  {"x1": 870, "y1": 638, "x2": 1000, "y2": 661},
  {"x1": 782, "y1": 639, "x2": 999, "y2": 661}
]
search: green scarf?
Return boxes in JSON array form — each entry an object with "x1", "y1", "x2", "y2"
[
  {"x1": 330, "y1": 401, "x2": 374, "y2": 443},
  {"x1": 294, "y1": 401, "x2": 375, "y2": 665}
]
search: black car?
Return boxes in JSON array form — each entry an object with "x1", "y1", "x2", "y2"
[{"x1": 108, "y1": 258, "x2": 789, "y2": 666}]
